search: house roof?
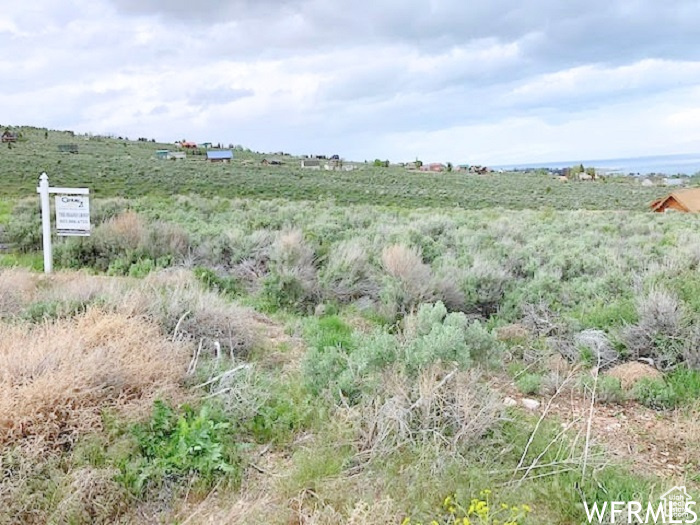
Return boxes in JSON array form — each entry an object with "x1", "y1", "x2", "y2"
[
  {"x1": 651, "y1": 188, "x2": 700, "y2": 212},
  {"x1": 206, "y1": 150, "x2": 233, "y2": 160}
]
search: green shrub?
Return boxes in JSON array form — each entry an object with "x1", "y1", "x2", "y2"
[
  {"x1": 632, "y1": 377, "x2": 675, "y2": 410},
  {"x1": 666, "y1": 368, "x2": 700, "y2": 404},
  {"x1": 580, "y1": 375, "x2": 625, "y2": 404},
  {"x1": 5, "y1": 200, "x2": 41, "y2": 252},
  {"x1": 305, "y1": 315, "x2": 354, "y2": 350},
  {"x1": 127, "y1": 258, "x2": 156, "y2": 277},
  {"x1": 121, "y1": 400, "x2": 241, "y2": 494},
  {"x1": 318, "y1": 238, "x2": 379, "y2": 303},
  {"x1": 515, "y1": 373, "x2": 541, "y2": 395},
  {"x1": 260, "y1": 271, "x2": 314, "y2": 313},
  {"x1": 404, "y1": 319, "x2": 471, "y2": 372},
  {"x1": 241, "y1": 381, "x2": 316, "y2": 444},
  {"x1": 21, "y1": 299, "x2": 89, "y2": 322},
  {"x1": 193, "y1": 267, "x2": 239, "y2": 297},
  {"x1": 627, "y1": 370, "x2": 700, "y2": 411}
]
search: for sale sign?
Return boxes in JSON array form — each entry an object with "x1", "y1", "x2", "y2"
[{"x1": 55, "y1": 195, "x2": 91, "y2": 236}]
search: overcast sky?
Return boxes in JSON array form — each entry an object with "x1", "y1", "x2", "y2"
[{"x1": 2, "y1": 1, "x2": 700, "y2": 164}]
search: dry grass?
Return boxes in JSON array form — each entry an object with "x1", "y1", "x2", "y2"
[
  {"x1": 355, "y1": 366, "x2": 502, "y2": 457},
  {"x1": 50, "y1": 467, "x2": 130, "y2": 524},
  {"x1": 381, "y1": 244, "x2": 432, "y2": 296},
  {"x1": 95, "y1": 210, "x2": 146, "y2": 252},
  {"x1": 621, "y1": 289, "x2": 684, "y2": 368},
  {"x1": 381, "y1": 244, "x2": 436, "y2": 316},
  {"x1": 320, "y1": 238, "x2": 379, "y2": 302},
  {"x1": 0, "y1": 268, "x2": 38, "y2": 316},
  {"x1": 124, "y1": 269, "x2": 260, "y2": 358},
  {"x1": 0, "y1": 309, "x2": 189, "y2": 449}
]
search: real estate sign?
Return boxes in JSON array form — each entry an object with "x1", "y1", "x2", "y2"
[{"x1": 55, "y1": 195, "x2": 91, "y2": 236}]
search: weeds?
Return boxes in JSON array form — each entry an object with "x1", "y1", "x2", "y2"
[
  {"x1": 403, "y1": 490, "x2": 531, "y2": 525},
  {"x1": 123, "y1": 400, "x2": 241, "y2": 494}
]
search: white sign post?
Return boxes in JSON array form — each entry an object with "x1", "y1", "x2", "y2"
[{"x1": 36, "y1": 172, "x2": 90, "y2": 274}]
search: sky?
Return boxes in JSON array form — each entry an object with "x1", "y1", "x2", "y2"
[{"x1": 2, "y1": 1, "x2": 700, "y2": 165}]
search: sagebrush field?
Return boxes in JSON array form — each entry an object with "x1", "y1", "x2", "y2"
[{"x1": 1, "y1": 126, "x2": 699, "y2": 524}]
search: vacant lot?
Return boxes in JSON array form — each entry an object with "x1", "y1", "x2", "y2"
[{"x1": 1, "y1": 127, "x2": 699, "y2": 524}]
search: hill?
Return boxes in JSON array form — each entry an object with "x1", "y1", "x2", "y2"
[{"x1": 0, "y1": 125, "x2": 671, "y2": 210}]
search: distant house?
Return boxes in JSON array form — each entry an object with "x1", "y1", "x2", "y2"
[
  {"x1": 206, "y1": 150, "x2": 233, "y2": 163},
  {"x1": 421, "y1": 163, "x2": 446, "y2": 173},
  {"x1": 178, "y1": 141, "x2": 198, "y2": 149},
  {"x1": 1, "y1": 130, "x2": 17, "y2": 143},
  {"x1": 468, "y1": 165, "x2": 491, "y2": 175},
  {"x1": 663, "y1": 178, "x2": 686, "y2": 187},
  {"x1": 168, "y1": 152, "x2": 187, "y2": 160},
  {"x1": 155, "y1": 150, "x2": 170, "y2": 160},
  {"x1": 58, "y1": 144, "x2": 79, "y2": 153},
  {"x1": 201, "y1": 142, "x2": 212, "y2": 149},
  {"x1": 641, "y1": 178, "x2": 654, "y2": 187},
  {"x1": 301, "y1": 159, "x2": 321, "y2": 170},
  {"x1": 651, "y1": 188, "x2": 700, "y2": 212}
]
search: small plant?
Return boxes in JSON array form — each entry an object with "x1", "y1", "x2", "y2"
[
  {"x1": 193, "y1": 267, "x2": 239, "y2": 297},
  {"x1": 580, "y1": 375, "x2": 625, "y2": 404},
  {"x1": 403, "y1": 490, "x2": 531, "y2": 524},
  {"x1": 632, "y1": 367, "x2": 700, "y2": 409},
  {"x1": 515, "y1": 373, "x2": 541, "y2": 395},
  {"x1": 632, "y1": 377, "x2": 675, "y2": 410},
  {"x1": 260, "y1": 272, "x2": 313, "y2": 312},
  {"x1": 121, "y1": 400, "x2": 241, "y2": 494}
]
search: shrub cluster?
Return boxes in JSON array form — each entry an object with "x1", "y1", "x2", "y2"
[{"x1": 303, "y1": 302, "x2": 503, "y2": 402}]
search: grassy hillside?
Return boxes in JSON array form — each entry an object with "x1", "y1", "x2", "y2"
[
  {"x1": 0, "y1": 125, "x2": 671, "y2": 209},
  {"x1": 1, "y1": 126, "x2": 699, "y2": 524}
]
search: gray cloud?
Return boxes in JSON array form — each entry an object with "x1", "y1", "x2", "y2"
[
  {"x1": 187, "y1": 86, "x2": 254, "y2": 107},
  {"x1": 107, "y1": 0, "x2": 302, "y2": 22},
  {"x1": 3, "y1": 0, "x2": 700, "y2": 163}
]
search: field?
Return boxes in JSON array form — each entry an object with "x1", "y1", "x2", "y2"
[
  {"x1": 0, "y1": 125, "x2": 673, "y2": 209},
  {"x1": 1, "y1": 126, "x2": 700, "y2": 524}
]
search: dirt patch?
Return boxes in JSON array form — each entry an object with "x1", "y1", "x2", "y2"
[
  {"x1": 493, "y1": 371, "x2": 699, "y2": 481},
  {"x1": 605, "y1": 361, "x2": 663, "y2": 390}
]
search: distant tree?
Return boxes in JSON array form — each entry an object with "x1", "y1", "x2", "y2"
[
  {"x1": 374, "y1": 159, "x2": 384, "y2": 167},
  {"x1": 415, "y1": 159, "x2": 423, "y2": 168},
  {"x1": 447, "y1": 162, "x2": 453, "y2": 172},
  {"x1": 585, "y1": 166, "x2": 596, "y2": 179},
  {"x1": 44, "y1": 131, "x2": 48, "y2": 139}
]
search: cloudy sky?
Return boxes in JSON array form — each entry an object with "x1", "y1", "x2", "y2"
[{"x1": 2, "y1": 1, "x2": 700, "y2": 164}]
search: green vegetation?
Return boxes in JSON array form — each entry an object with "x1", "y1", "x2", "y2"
[
  {"x1": 0, "y1": 125, "x2": 671, "y2": 209},
  {"x1": 123, "y1": 400, "x2": 241, "y2": 494},
  {"x1": 633, "y1": 368, "x2": 700, "y2": 409},
  {"x1": 1, "y1": 125, "x2": 698, "y2": 524},
  {"x1": 515, "y1": 373, "x2": 542, "y2": 395}
]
